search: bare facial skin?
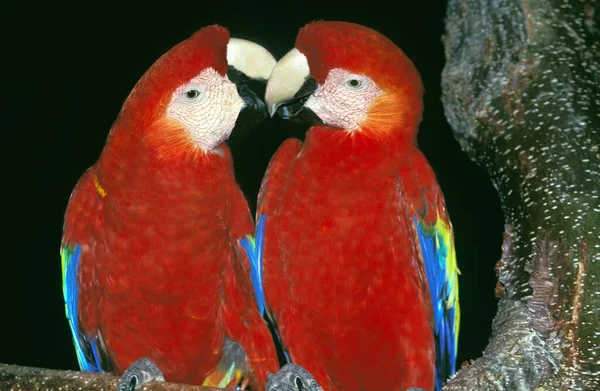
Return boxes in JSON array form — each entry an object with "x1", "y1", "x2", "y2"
[
  {"x1": 165, "y1": 68, "x2": 244, "y2": 151},
  {"x1": 305, "y1": 68, "x2": 382, "y2": 131}
]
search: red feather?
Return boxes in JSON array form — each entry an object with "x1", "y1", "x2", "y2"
[
  {"x1": 296, "y1": 21, "x2": 423, "y2": 136},
  {"x1": 121, "y1": 25, "x2": 229, "y2": 130},
  {"x1": 62, "y1": 25, "x2": 277, "y2": 389},
  {"x1": 259, "y1": 21, "x2": 439, "y2": 391},
  {"x1": 261, "y1": 128, "x2": 436, "y2": 391}
]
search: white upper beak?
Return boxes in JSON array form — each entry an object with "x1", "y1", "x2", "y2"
[
  {"x1": 264, "y1": 48, "x2": 311, "y2": 117},
  {"x1": 227, "y1": 38, "x2": 277, "y2": 81}
]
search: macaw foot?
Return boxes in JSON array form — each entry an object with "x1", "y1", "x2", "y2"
[
  {"x1": 266, "y1": 364, "x2": 323, "y2": 391},
  {"x1": 407, "y1": 388, "x2": 427, "y2": 391},
  {"x1": 117, "y1": 357, "x2": 165, "y2": 391}
]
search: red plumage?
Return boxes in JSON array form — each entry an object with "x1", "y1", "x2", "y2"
[
  {"x1": 259, "y1": 21, "x2": 442, "y2": 391},
  {"x1": 121, "y1": 25, "x2": 229, "y2": 129},
  {"x1": 62, "y1": 25, "x2": 277, "y2": 389},
  {"x1": 296, "y1": 21, "x2": 423, "y2": 134}
]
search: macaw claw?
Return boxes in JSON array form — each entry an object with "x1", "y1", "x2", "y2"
[
  {"x1": 117, "y1": 357, "x2": 165, "y2": 391},
  {"x1": 266, "y1": 364, "x2": 323, "y2": 391}
]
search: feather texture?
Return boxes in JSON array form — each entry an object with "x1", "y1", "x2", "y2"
[
  {"x1": 399, "y1": 147, "x2": 460, "y2": 390},
  {"x1": 61, "y1": 244, "x2": 99, "y2": 372},
  {"x1": 413, "y1": 215, "x2": 460, "y2": 390},
  {"x1": 238, "y1": 214, "x2": 267, "y2": 315},
  {"x1": 60, "y1": 24, "x2": 278, "y2": 389},
  {"x1": 253, "y1": 21, "x2": 459, "y2": 391}
]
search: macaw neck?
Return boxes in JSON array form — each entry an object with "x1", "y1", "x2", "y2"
[
  {"x1": 302, "y1": 125, "x2": 414, "y2": 176},
  {"x1": 95, "y1": 124, "x2": 234, "y2": 214}
]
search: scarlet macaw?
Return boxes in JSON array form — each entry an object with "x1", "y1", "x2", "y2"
[
  {"x1": 252, "y1": 21, "x2": 459, "y2": 391},
  {"x1": 61, "y1": 25, "x2": 279, "y2": 390}
]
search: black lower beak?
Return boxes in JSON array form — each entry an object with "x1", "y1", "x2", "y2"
[
  {"x1": 228, "y1": 66, "x2": 268, "y2": 132},
  {"x1": 236, "y1": 83, "x2": 268, "y2": 132},
  {"x1": 274, "y1": 77, "x2": 324, "y2": 126}
]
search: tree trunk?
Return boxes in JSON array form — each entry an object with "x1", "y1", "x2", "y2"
[
  {"x1": 0, "y1": 363, "x2": 221, "y2": 391},
  {"x1": 441, "y1": 0, "x2": 599, "y2": 390}
]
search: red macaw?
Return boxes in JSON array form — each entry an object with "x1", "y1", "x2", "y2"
[
  {"x1": 60, "y1": 25, "x2": 279, "y2": 390},
  {"x1": 251, "y1": 21, "x2": 460, "y2": 391}
]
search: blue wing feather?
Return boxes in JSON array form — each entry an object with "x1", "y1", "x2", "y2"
[
  {"x1": 238, "y1": 214, "x2": 267, "y2": 315},
  {"x1": 239, "y1": 214, "x2": 291, "y2": 364},
  {"x1": 61, "y1": 244, "x2": 102, "y2": 372},
  {"x1": 413, "y1": 216, "x2": 459, "y2": 391}
]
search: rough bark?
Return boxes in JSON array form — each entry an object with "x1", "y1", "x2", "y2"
[
  {"x1": 441, "y1": 0, "x2": 599, "y2": 390},
  {"x1": 0, "y1": 363, "x2": 221, "y2": 391}
]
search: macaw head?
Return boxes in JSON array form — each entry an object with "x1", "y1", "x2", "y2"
[
  {"x1": 114, "y1": 25, "x2": 276, "y2": 157},
  {"x1": 265, "y1": 21, "x2": 423, "y2": 141}
]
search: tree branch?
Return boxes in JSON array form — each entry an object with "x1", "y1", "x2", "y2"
[
  {"x1": 0, "y1": 363, "x2": 222, "y2": 391},
  {"x1": 442, "y1": 0, "x2": 599, "y2": 389}
]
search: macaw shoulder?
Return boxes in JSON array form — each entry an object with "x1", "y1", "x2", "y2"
[
  {"x1": 273, "y1": 138, "x2": 304, "y2": 164},
  {"x1": 257, "y1": 138, "x2": 303, "y2": 215},
  {"x1": 62, "y1": 166, "x2": 106, "y2": 247},
  {"x1": 262, "y1": 138, "x2": 303, "y2": 186},
  {"x1": 397, "y1": 147, "x2": 449, "y2": 225}
]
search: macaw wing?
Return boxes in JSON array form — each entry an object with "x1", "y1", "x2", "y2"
[
  {"x1": 240, "y1": 138, "x2": 303, "y2": 317},
  {"x1": 61, "y1": 243, "x2": 104, "y2": 372},
  {"x1": 399, "y1": 151, "x2": 460, "y2": 391},
  {"x1": 201, "y1": 338, "x2": 249, "y2": 388},
  {"x1": 239, "y1": 139, "x2": 303, "y2": 366},
  {"x1": 413, "y1": 214, "x2": 459, "y2": 390},
  {"x1": 238, "y1": 215, "x2": 267, "y2": 316},
  {"x1": 61, "y1": 169, "x2": 112, "y2": 373}
]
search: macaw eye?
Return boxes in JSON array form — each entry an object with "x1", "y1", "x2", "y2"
[
  {"x1": 344, "y1": 77, "x2": 368, "y2": 90},
  {"x1": 181, "y1": 88, "x2": 205, "y2": 104}
]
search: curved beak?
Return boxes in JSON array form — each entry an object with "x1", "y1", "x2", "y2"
[
  {"x1": 226, "y1": 38, "x2": 277, "y2": 131},
  {"x1": 227, "y1": 38, "x2": 277, "y2": 81},
  {"x1": 265, "y1": 48, "x2": 320, "y2": 122}
]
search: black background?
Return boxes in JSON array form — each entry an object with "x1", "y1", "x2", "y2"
[{"x1": 6, "y1": 0, "x2": 503, "y2": 374}]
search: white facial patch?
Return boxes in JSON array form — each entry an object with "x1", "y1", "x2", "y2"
[
  {"x1": 305, "y1": 68, "x2": 382, "y2": 131},
  {"x1": 165, "y1": 68, "x2": 245, "y2": 151}
]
